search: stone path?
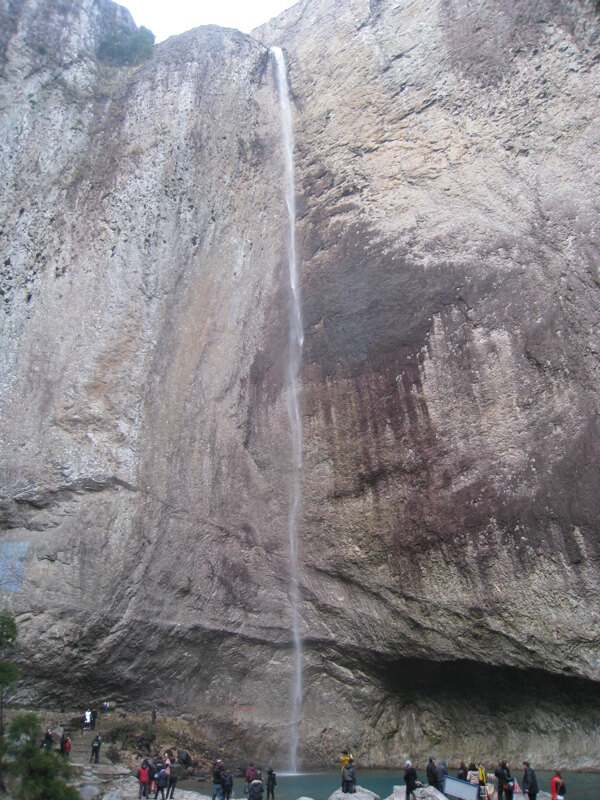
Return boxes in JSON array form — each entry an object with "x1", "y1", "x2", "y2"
[{"x1": 41, "y1": 712, "x2": 213, "y2": 799}]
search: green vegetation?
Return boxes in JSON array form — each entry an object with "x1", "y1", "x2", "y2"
[
  {"x1": 7, "y1": 713, "x2": 78, "y2": 800},
  {"x1": 0, "y1": 614, "x2": 77, "y2": 798},
  {"x1": 96, "y1": 25, "x2": 155, "y2": 66}
]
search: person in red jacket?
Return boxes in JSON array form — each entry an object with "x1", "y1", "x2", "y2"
[
  {"x1": 245, "y1": 763, "x2": 259, "y2": 794},
  {"x1": 551, "y1": 771, "x2": 565, "y2": 800},
  {"x1": 138, "y1": 759, "x2": 150, "y2": 798}
]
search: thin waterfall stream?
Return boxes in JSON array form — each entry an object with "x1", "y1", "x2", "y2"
[{"x1": 271, "y1": 45, "x2": 303, "y2": 774}]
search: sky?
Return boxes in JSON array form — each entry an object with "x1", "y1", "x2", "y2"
[{"x1": 121, "y1": 0, "x2": 299, "y2": 42}]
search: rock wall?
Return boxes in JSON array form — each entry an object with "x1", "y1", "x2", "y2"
[{"x1": 0, "y1": 0, "x2": 599, "y2": 769}]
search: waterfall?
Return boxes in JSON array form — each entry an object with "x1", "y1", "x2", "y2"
[{"x1": 271, "y1": 45, "x2": 303, "y2": 774}]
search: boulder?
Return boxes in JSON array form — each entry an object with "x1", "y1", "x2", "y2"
[
  {"x1": 329, "y1": 786, "x2": 381, "y2": 800},
  {"x1": 386, "y1": 788, "x2": 447, "y2": 800},
  {"x1": 178, "y1": 749, "x2": 192, "y2": 767}
]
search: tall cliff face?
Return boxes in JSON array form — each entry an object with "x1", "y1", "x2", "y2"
[{"x1": 1, "y1": 0, "x2": 599, "y2": 768}]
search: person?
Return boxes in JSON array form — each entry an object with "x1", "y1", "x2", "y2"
[
  {"x1": 91, "y1": 708, "x2": 98, "y2": 730},
  {"x1": 149, "y1": 758, "x2": 158, "y2": 794},
  {"x1": 427, "y1": 756, "x2": 439, "y2": 790},
  {"x1": 266, "y1": 768, "x2": 277, "y2": 800},
  {"x1": 167, "y1": 763, "x2": 179, "y2": 799},
  {"x1": 212, "y1": 758, "x2": 225, "y2": 800},
  {"x1": 340, "y1": 749, "x2": 354, "y2": 787},
  {"x1": 501, "y1": 760, "x2": 515, "y2": 800},
  {"x1": 477, "y1": 762, "x2": 488, "y2": 799},
  {"x1": 246, "y1": 763, "x2": 259, "y2": 794},
  {"x1": 467, "y1": 763, "x2": 479, "y2": 786},
  {"x1": 522, "y1": 761, "x2": 538, "y2": 800},
  {"x1": 152, "y1": 708, "x2": 157, "y2": 725},
  {"x1": 248, "y1": 776, "x2": 264, "y2": 800},
  {"x1": 90, "y1": 733, "x2": 102, "y2": 764},
  {"x1": 64, "y1": 735, "x2": 71, "y2": 760},
  {"x1": 495, "y1": 762, "x2": 505, "y2": 800},
  {"x1": 138, "y1": 759, "x2": 150, "y2": 799},
  {"x1": 42, "y1": 729, "x2": 53, "y2": 750},
  {"x1": 342, "y1": 757, "x2": 356, "y2": 793},
  {"x1": 551, "y1": 771, "x2": 565, "y2": 800},
  {"x1": 436, "y1": 760, "x2": 448, "y2": 792},
  {"x1": 103, "y1": 700, "x2": 110, "y2": 713},
  {"x1": 457, "y1": 762, "x2": 468, "y2": 781},
  {"x1": 404, "y1": 760, "x2": 418, "y2": 800},
  {"x1": 222, "y1": 768, "x2": 233, "y2": 800},
  {"x1": 84, "y1": 709, "x2": 92, "y2": 729},
  {"x1": 155, "y1": 765, "x2": 168, "y2": 800}
]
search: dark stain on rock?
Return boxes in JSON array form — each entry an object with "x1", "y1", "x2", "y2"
[{"x1": 301, "y1": 219, "x2": 496, "y2": 377}]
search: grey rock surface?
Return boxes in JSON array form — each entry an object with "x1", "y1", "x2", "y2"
[
  {"x1": 0, "y1": 0, "x2": 599, "y2": 769},
  {"x1": 329, "y1": 788, "x2": 381, "y2": 800},
  {"x1": 385, "y1": 788, "x2": 447, "y2": 800}
]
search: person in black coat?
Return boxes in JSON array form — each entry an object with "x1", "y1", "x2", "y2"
[
  {"x1": 342, "y1": 759, "x2": 357, "y2": 794},
  {"x1": 494, "y1": 762, "x2": 505, "y2": 800},
  {"x1": 502, "y1": 761, "x2": 515, "y2": 800},
  {"x1": 265, "y1": 768, "x2": 277, "y2": 800},
  {"x1": 457, "y1": 762, "x2": 468, "y2": 781},
  {"x1": 522, "y1": 762, "x2": 539, "y2": 800},
  {"x1": 404, "y1": 760, "x2": 418, "y2": 800},
  {"x1": 435, "y1": 760, "x2": 448, "y2": 791},
  {"x1": 222, "y1": 769, "x2": 234, "y2": 800},
  {"x1": 426, "y1": 756, "x2": 439, "y2": 790}
]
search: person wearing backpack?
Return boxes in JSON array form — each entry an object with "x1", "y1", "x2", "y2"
[
  {"x1": 138, "y1": 759, "x2": 150, "y2": 798},
  {"x1": 248, "y1": 777, "x2": 264, "y2": 800},
  {"x1": 90, "y1": 733, "x2": 102, "y2": 764},
  {"x1": 342, "y1": 758, "x2": 356, "y2": 794}
]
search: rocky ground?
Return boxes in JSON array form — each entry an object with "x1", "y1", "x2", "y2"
[{"x1": 5, "y1": 706, "x2": 231, "y2": 798}]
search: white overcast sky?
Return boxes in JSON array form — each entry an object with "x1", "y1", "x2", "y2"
[{"x1": 121, "y1": 0, "x2": 299, "y2": 42}]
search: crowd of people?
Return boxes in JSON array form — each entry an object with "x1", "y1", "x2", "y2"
[
  {"x1": 339, "y1": 750, "x2": 567, "y2": 800},
  {"x1": 403, "y1": 754, "x2": 566, "y2": 800},
  {"x1": 136, "y1": 754, "x2": 178, "y2": 799},
  {"x1": 135, "y1": 755, "x2": 278, "y2": 800}
]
